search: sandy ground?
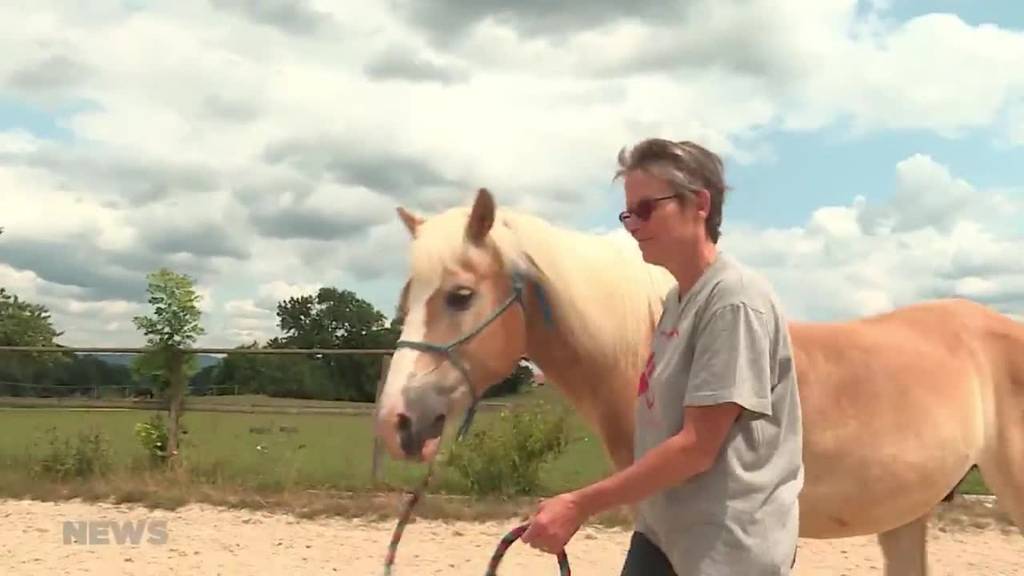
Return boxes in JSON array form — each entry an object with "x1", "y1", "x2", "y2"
[{"x1": 1, "y1": 498, "x2": 1020, "y2": 575}]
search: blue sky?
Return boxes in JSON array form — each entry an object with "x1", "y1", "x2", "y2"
[
  {"x1": 724, "y1": 124, "x2": 1024, "y2": 230},
  {"x1": 888, "y1": 1, "x2": 1023, "y2": 27},
  {"x1": 0, "y1": 97, "x2": 78, "y2": 141},
  {"x1": 1, "y1": 1, "x2": 1023, "y2": 345}
]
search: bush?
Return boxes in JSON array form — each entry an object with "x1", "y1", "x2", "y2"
[
  {"x1": 134, "y1": 414, "x2": 170, "y2": 466},
  {"x1": 34, "y1": 428, "x2": 112, "y2": 480},
  {"x1": 443, "y1": 402, "x2": 571, "y2": 497}
]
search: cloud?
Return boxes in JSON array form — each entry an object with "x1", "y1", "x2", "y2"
[
  {"x1": 255, "y1": 281, "x2": 323, "y2": 310},
  {"x1": 239, "y1": 176, "x2": 396, "y2": 241},
  {"x1": 363, "y1": 44, "x2": 470, "y2": 85},
  {"x1": 394, "y1": 1, "x2": 1024, "y2": 141},
  {"x1": 721, "y1": 155, "x2": 1024, "y2": 321},
  {"x1": 0, "y1": 1, "x2": 1021, "y2": 349},
  {"x1": 0, "y1": 263, "x2": 145, "y2": 346},
  {"x1": 208, "y1": 0, "x2": 330, "y2": 35},
  {"x1": 859, "y1": 154, "x2": 982, "y2": 234},
  {"x1": 391, "y1": 0, "x2": 677, "y2": 41},
  {"x1": 6, "y1": 53, "x2": 91, "y2": 97},
  {"x1": 261, "y1": 135, "x2": 462, "y2": 202},
  {"x1": 0, "y1": 140, "x2": 220, "y2": 205}
]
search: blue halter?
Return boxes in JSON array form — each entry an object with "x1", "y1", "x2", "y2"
[{"x1": 394, "y1": 269, "x2": 554, "y2": 440}]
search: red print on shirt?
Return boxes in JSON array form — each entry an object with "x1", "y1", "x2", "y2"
[
  {"x1": 639, "y1": 326, "x2": 678, "y2": 410},
  {"x1": 638, "y1": 352, "x2": 655, "y2": 409}
]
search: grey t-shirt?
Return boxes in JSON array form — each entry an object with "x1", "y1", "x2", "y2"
[{"x1": 634, "y1": 253, "x2": 804, "y2": 575}]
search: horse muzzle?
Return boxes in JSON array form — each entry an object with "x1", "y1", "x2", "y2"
[{"x1": 396, "y1": 411, "x2": 446, "y2": 461}]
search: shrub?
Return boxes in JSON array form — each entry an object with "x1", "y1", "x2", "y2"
[
  {"x1": 444, "y1": 402, "x2": 571, "y2": 497},
  {"x1": 134, "y1": 414, "x2": 170, "y2": 466},
  {"x1": 34, "y1": 428, "x2": 112, "y2": 480}
]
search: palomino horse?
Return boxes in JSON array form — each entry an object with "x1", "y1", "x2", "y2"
[{"x1": 374, "y1": 188, "x2": 1023, "y2": 575}]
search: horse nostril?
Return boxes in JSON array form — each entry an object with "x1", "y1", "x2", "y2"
[
  {"x1": 397, "y1": 412, "x2": 412, "y2": 433},
  {"x1": 396, "y1": 412, "x2": 417, "y2": 456},
  {"x1": 426, "y1": 413, "x2": 446, "y2": 439}
]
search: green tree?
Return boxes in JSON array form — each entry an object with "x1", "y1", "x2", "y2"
[
  {"x1": 270, "y1": 287, "x2": 397, "y2": 401},
  {"x1": 132, "y1": 268, "x2": 206, "y2": 459},
  {"x1": 0, "y1": 287, "x2": 67, "y2": 390},
  {"x1": 0, "y1": 288, "x2": 63, "y2": 347}
]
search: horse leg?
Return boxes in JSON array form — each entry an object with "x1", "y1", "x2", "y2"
[
  {"x1": 974, "y1": 323, "x2": 1024, "y2": 532},
  {"x1": 976, "y1": 413, "x2": 1024, "y2": 531},
  {"x1": 876, "y1": 516, "x2": 929, "y2": 576}
]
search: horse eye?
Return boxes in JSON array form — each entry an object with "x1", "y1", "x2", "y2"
[{"x1": 445, "y1": 287, "x2": 474, "y2": 311}]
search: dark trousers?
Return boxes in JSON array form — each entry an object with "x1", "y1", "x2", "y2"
[
  {"x1": 620, "y1": 530, "x2": 799, "y2": 575},
  {"x1": 620, "y1": 531, "x2": 677, "y2": 576}
]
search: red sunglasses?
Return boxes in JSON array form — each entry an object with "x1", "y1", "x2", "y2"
[{"x1": 618, "y1": 194, "x2": 677, "y2": 223}]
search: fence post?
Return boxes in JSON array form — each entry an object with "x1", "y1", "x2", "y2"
[{"x1": 371, "y1": 354, "x2": 391, "y2": 484}]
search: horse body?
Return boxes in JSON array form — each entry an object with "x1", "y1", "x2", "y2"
[
  {"x1": 376, "y1": 189, "x2": 1023, "y2": 575},
  {"x1": 791, "y1": 300, "x2": 993, "y2": 537}
]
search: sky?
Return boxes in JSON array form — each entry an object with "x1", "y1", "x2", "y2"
[{"x1": 1, "y1": 0, "x2": 1023, "y2": 347}]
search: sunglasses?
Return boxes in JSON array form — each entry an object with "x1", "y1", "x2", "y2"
[{"x1": 618, "y1": 194, "x2": 677, "y2": 223}]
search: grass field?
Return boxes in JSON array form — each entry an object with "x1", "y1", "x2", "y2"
[
  {"x1": 0, "y1": 385, "x2": 992, "y2": 521},
  {"x1": 0, "y1": 386, "x2": 612, "y2": 499}
]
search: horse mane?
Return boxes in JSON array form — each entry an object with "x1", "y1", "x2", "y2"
[{"x1": 408, "y1": 203, "x2": 676, "y2": 372}]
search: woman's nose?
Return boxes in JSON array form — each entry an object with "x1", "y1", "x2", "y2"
[{"x1": 623, "y1": 217, "x2": 642, "y2": 235}]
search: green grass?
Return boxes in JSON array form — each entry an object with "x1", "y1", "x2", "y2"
[
  {"x1": 0, "y1": 384, "x2": 993, "y2": 523},
  {"x1": 0, "y1": 387, "x2": 611, "y2": 499},
  {"x1": 957, "y1": 466, "x2": 989, "y2": 495}
]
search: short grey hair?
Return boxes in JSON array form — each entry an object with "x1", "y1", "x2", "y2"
[{"x1": 615, "y1": 138, "x2": 728, "y2": 243}]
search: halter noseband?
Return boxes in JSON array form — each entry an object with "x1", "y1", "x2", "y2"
[{"x1": 394, "y1": 269, "x2": 545, "y2": 440}]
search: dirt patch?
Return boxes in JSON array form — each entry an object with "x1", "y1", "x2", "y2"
[{"x1": 1, "y1": 497, "x2": 1020, "y2": 575}]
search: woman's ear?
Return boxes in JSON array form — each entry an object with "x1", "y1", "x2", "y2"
[{"x1": 694, "y1": 189, "x2": 711, "y2": 218}]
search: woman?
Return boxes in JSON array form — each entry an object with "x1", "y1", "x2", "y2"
[{"x1": 521, "y1": 138, "x2": 804, "y2": 575}]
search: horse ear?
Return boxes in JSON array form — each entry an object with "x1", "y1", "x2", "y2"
[
  {"x1": 396, "y1": 206, "x2": 423, "y2": 236},
  {"x1": 465, "y1": 188, "x2": 495, "y2": 244}
]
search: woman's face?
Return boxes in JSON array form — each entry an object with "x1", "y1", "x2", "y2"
[{"x1": 620, "y1": 169, "x2": 706, "y2": 266}]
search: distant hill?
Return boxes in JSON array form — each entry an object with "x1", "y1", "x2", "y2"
[{"x1": 83, "y1": 353, "x2": 223, "y2": 370}]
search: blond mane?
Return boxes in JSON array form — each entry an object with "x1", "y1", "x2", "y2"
[{"x1": 408, "y1": 202, "x2": 676, "y2": 397}]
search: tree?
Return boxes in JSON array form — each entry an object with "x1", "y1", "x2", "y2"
[
  {"x1": 132, "y1": 268, "x2": 206, "y2": 460},
  {"x1": 0, "y1": 287, "x2": 63, "y2": 347},
  {"x1": 271, "y1": 287, "x2": 397, "y2": 401},
  {"x1": 0, "y1": 287, "x2": 67, "y2": 386}
]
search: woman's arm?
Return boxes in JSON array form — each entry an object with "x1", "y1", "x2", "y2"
[
  {"x1": 574, "y1": 401, "x2": 742, "y2": 516},
  {"x1": 520, "y1": 402, "x2": 742, "y2": 553}
]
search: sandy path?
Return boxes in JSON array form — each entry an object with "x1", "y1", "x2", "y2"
[{"x1": 1, "y1": 499, "x2": 1020, "y2": 575}]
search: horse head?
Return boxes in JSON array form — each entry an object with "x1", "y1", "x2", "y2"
[{"x1": 375, "y1": 188, "x2": 544, "y2": 462}]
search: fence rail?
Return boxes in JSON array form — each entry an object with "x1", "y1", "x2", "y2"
[{"x1": 0, "y1": 345, "x2": 393, "y2": 355}]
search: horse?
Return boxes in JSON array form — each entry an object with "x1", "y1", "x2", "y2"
[{"x1": 373, "y1": 188, "x2": 1024, "y2": 575}]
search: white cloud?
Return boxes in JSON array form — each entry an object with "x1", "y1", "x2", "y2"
[
  {"x1": 256, "y1": 281, "x2": 323, "y2": 311},
  {"x1": 721, "y1": 156, "x2": 1024, "y2": 321},
  {"x1": 0, "y1": 1, "x2": 1022, "y2": 349},
  {"x1": 0, "y1": 262, "x2": 145, "y2": 346}
]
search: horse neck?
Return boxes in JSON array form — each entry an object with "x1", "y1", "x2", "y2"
[{"x1": 503, "y1": 215, "x2": 669, "y2": 427}]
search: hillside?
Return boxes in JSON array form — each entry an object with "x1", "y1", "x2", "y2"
[{"x1": 83, "y1": 353, "x2": 222, "y2": 370}]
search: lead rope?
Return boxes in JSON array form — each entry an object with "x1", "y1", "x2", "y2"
[
  {"x1": 485, "y1": 523, "x2": 571, "y2": 576},
  {"x1": 383, "y1": 482, "x2": 572, "y2": 576},
  {"x1": 381, "y1": 460, "x2": 434, "y2": 576}
]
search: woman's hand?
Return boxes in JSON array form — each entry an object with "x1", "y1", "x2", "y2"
[{"x1": 520, "y1": 491, "x2": 589, "y2": 554}]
